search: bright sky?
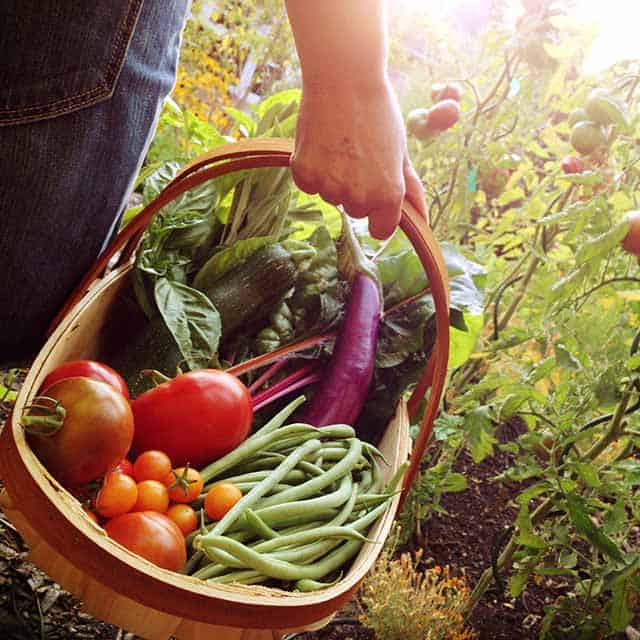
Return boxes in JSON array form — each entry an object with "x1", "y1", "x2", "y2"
[
  {"x1": 577, "y1": 0, "x2": 640, "y2": 73},
  {"x1": 396, "y1": 0, "x2": 640, "y2": 74}
]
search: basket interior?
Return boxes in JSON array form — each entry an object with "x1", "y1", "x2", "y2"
[{"x1": 5, "y1": 260, "x2": 410, "y2": 625}]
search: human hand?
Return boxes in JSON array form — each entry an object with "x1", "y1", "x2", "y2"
[{"x1": 291, "y1": 79, "x2": 426, "y2": 240}]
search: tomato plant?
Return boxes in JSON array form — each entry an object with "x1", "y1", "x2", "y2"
[
  {"x1": 166, "y1": 504, "x2": 198, "y2": 535},
  {"x1": 164, "y1": 467, "x2": 204, "y2": 504},
  {"x1": 203, "y1": 482, "x2": 242, "y2": 521},
  {"x1": 95, "y1": 472, "x2": 138, "y2": 519},
  {"x1": 40, "y1": 361, "x2": 129, "y2": 398},
  {"x1": 104, "y1": 511, "x2": 186, "y2": 571},
  {"x1": 132, "y1": 450, "x2": 173, "y2": 482},
  {"x1": 131, "y1": 370, "x2": 252, "y2": 468},
  {"x1": 23, "y1": 378, "x2": 134, "y2": 487}
]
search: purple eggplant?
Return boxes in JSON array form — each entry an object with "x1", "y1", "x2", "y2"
[{"x1": 301, "y1": 217, "x2": 382, "y2": 427}]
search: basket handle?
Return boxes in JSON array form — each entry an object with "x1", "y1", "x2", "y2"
[{"x1": 49, "y1": 137, "x2": 450, "y2": 504}]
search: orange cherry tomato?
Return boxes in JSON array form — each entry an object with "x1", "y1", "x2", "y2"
[
  {"x1": 133, "y1": 480, "x2": 169, "y2": 513},
  {"x1": 164, "y1": 467, "x2": 204, "y2": 504},
  {"x1": 83, "y1": 509, "x2": 100, "y2": 524},
  {"x1": 133, "y1": 450, "x2": 172, "y2": 482},
  {"x1": 203, "y1": 482, "x2": 242, "y2": 521},
  {"x1": 95, "y1": 472, "x2": 138, "y2": 519},
  {"x1": 166, "y1": 504, "x2": 199, "y2": 536}
]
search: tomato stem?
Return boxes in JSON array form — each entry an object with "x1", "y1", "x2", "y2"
[
  {"x1": 21, "y1": 396, "x2": 66, "y2": 435},
  {"x1": 141, "y1": 369, "x2": 173, "y2": 386}
]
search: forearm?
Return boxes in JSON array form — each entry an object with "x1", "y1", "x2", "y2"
[{"x1": 284, "y1": 0, "x2": 388, "y2": 90}]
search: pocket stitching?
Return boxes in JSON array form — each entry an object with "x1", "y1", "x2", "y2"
[{"x1": 0, "y1": 0, "x2": 143, "y2": 125}]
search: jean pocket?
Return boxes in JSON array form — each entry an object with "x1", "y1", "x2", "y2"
[{"x1": 0, "y1": 0, "x2": 144, "y2": 126}]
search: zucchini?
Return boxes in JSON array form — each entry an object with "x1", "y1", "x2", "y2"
[{"x1": 194, "y1": 244, "x2": 298, "y2": 336}]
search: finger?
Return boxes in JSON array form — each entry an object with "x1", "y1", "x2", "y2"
[
  {"x1": 403, "y1": 160, "x2": 427, "y2": 220},
  {"x1": 290, "y1": 156, "x2": 319, "y2": 196},
  {"x1": 367, "y1": 187, "x2": 404, "y2": 241}
]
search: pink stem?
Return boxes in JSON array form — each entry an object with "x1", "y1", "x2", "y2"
[
  {"x1": 247, "y1": 358, "x2": 291, "y2": 394},
  {"x1": 251, "y1": 364, "x2": 321, "y2": 411}
]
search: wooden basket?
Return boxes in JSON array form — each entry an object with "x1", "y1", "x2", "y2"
[{"x1": 0, "y1": 139, "x2": 450, "y2": 640}]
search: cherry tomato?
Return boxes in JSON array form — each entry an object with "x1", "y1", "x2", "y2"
[
  {"x1": 622, "y1": 211, "x2": 640, "y2": 257},
  {"x1": 105, "y1": 511, "x2": 186, "y2": 572},
  {"x1": 133, "y1": 480, "x2": 169, "y2": 513},
  {"x1": 425, "y1": 99, "x2": 460, "y2": 133},
  {"x1": 133, "y1": 450, "x2": 172, "y2": 482},
  {"x1": 406, "y1": 108, "x2": 432, "y2": 140},
  {"x1": 204, "y1": 482, "x2": 242, "y2": 521},
  {"x1": 95, "y1": 472, "x2": 138, "y2": 518},
  {"x1": 164, "y1": 467, "x2": 204, "y2": 504},
  {"x1": 83, "y1": 509, "x2": 100, "y2": 524},
  {"x1": 24, "y1": 377, "x2": 134, "y2": 488},
  {"x1": 114, "y1": 458, "x2": 134, "y2": 476},
  {"x1": 166, "y1": 504, "x2": 198, "y2": 536},
  {"x1": 561, "y1": 155, "x2": 584, "y2": 175},
  {"x1": 40, "y1": 360, "x2": 129, "y2": 398},
  {"x1": 431, "y1": 82, "x2": 462, "y2": 103},
  {"x1": 131, "y1": 370, "x2": 253, "y2": 468}
]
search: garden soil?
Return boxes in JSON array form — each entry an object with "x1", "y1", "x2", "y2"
[{"x1": 0, "y1": 371, "x2": 630, "y2": 640}]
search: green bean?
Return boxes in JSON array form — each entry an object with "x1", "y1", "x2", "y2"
[
  {"x1": 235, "y1": 482, "x2": 293, "y2": 494},
  {"x1": 362, "y1": 441, "x2": 387, "y2": 463},
  {"x1": 369, "y1": 455, "x2": 384, "y2": 494},
  {"x1": 257, "y1": 438, "x2": 362, "y2": 509},
  {"x1": 244, "y1": 508, "x2": 279, "y2": 540},
  {"x1": 223, "y1": 454, "x2": 286, "y2": 475},
  {"x1": 294, "y1": 459, "x2": 325, "y2": 477},
  {"x1": 183, "y1": 550, "x2": 205, "y2": 575},
  {"x1": 207, "y1": 569, "x2": 267, "y2": 585},
  {"x1": 354, "y1": 492, "x2": 398, "y2": 508},
  {"x1": 200, "y1": 422, "x2": 317, "y2": 483},
  {"x1": 197, "y1": 438, "x2": 322, "y2": 542},
  {"x1": 295, "y1": 574, "x2": 343, "y2": 592},
  {"x1": 198, "y1": 534, "x2": 364, "y2": 582},
  {"x1": 215, "y1": 469, "x2": 308, "y2": 486}
]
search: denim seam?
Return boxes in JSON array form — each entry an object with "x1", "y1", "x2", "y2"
[{"x1": 0, "y1": 0, "x2": 144, "y2": 126}]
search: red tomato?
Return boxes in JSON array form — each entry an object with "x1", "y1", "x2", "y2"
[
  {"x1": 133, "y1": 480, "x2": 170, "y2": 513},
  {"x1": 425, "y1": 99, "x2": 460, "y2": 133},
  {"x1": 622, "y1": 211, "x2": 640, "y2": 257},
  {"x1": 131, "y1": 370, "x2": 252, "y2": 468},
  {"x1": 95, "y1": 472, "x2": 138, "y2": 518},
  {"x1": 431, "y1": 82, "x2": 462, "y2": 103},
  {"x1": 426, "y1": 99, "x2": 461, "y2": 132},
  {"x1": 133, "y1": 450, "x2": 172, "y2": 482},
  {"x1": 561, "y1": 155, "x2": 584, "y2": 175},
  {"x1": 167, "y1": 504, "x2": 198, "y2": 536},
  {"x1": 105, "y1": 511, "x2": 186, "y2": 572},
  {"x1": 40, "y1": 360, "x2": 129, "y2": 398},
  {"x1": 114, "y1": 458, "x2": 134, "y2": 476},
  {"x1": 204, "y1": 482, "x2": 242, "y2": 521},
  {"x1": 25, "y1": 378, "x2": 134, "y2": 488},
  {"x1": 164, "y1": 467, "x2": 204, "y2": 504}
]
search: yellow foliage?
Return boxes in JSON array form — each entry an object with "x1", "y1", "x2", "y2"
[{"x1": 359, "y1": 547, "x2": 476, "y2": 640}]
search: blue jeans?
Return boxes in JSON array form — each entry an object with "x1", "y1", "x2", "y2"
[{"x1": 0, "y1": 0, "x2": 190, "y2": 362}]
